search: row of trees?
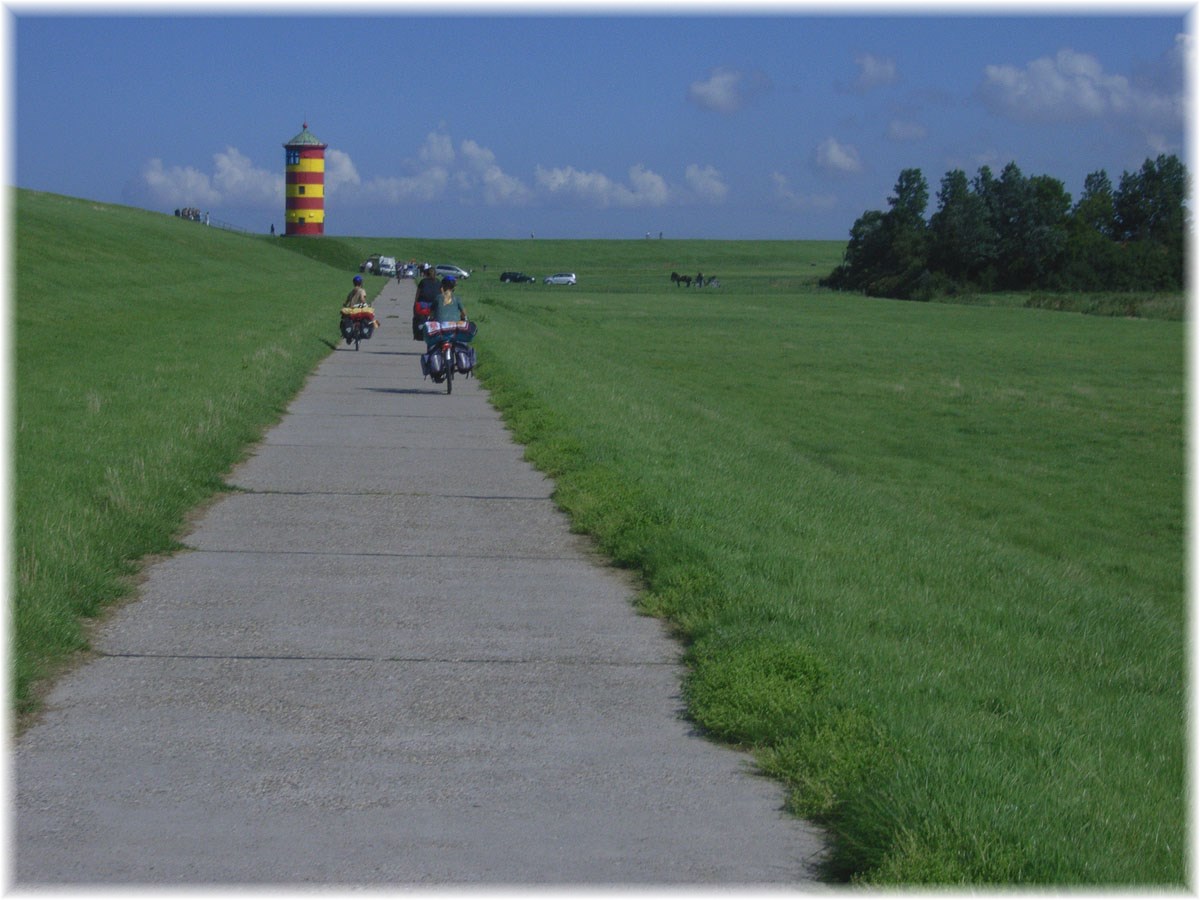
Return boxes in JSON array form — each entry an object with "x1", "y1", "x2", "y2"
[{"x1": 822, "y1": 154, "x2": 1187, "y2": 300}]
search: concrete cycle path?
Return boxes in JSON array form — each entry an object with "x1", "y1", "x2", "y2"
[{"x1": 15, "y1": 277, "x2": 825, "y2": 885}]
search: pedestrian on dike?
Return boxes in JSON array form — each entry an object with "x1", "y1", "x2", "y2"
[{"x1": 412, "y1": 263, "x2": 440, "y2": 340}]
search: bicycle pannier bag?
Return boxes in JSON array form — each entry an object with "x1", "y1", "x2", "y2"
[
  {"x1": 455, "y1": 345, "x2": 476, "y2": 374},
  {"x1": 423, "y1": 349, "x2": 446, "y2": 381}
]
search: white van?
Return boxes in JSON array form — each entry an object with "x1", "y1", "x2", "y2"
[{"x1": 378, "y1": 256, "x2": 397, "y2": 277}]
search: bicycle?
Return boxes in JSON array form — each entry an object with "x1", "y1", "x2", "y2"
[
  {"x1": 340, "y1": 306, "x2": 377, "y2": 351},
  {"x1": 421, "y1": 320, "x2": 477, "y2": 394}
]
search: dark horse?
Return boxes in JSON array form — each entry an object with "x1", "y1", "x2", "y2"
[{"x1": 670, "y1": 272, "x2": 692, "y2": 287}]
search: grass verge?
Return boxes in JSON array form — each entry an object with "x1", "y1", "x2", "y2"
[{"x1": 465, "y1": 249, "x2": 1184, "y2": 885}]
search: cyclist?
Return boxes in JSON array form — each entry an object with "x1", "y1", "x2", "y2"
[
  {"x1": 432, "y1": 276, "x2": 467, "y2": 322},
  {"x1": 345, "y1": 274, "x2": 367, "y2": 308},
  {"x1": 341, "y1": 274, "x2": 375, "y2": 345},
  {"x1": 412, "y1": 264, "x2": 440, "y2": 339}
]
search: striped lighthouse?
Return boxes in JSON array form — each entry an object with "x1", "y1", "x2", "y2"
[{"x1": 283, "y1": 123, "x2": 328, "y2": 236}]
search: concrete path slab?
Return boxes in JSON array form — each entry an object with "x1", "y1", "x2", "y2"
[{"x1": 14, "y1": 276, "x2": 826, "y2": 885}]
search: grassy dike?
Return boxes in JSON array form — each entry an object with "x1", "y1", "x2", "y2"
[
  {"x1": 13, "y1": 191, "x2": 1185, "y2": 885},
  {"x1": 12, "y1": 190, "x2": 359, "y2": 712}
]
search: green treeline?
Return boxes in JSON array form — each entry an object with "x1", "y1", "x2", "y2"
[{"x1": 822, "y1": 154, "x2": 1187, "y2": 300}]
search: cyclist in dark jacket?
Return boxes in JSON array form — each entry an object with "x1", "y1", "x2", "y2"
[{"x1": 412, "y1": 264, "x2": 440, "y2": 339}]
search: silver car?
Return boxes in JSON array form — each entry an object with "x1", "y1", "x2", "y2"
[
  {"x1": 435, "y1": 264, "x2": 470, "y2": 279},
  {"x1": 544, "y1": 272, "x2": 577, "y2": 285}
]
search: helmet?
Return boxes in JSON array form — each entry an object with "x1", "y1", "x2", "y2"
[
  {"x1": 353, "y1": 275, "x2": 363, "y2": 284},
  {"x1": 440, "y1": 276, "x2": 456, "y2": 288}
]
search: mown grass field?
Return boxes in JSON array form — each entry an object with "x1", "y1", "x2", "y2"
[{"x1": 13, "y1": 189, "x2": 1186, "y2": 885}]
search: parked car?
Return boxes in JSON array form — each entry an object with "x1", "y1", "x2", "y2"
[
  {"x1": 544, "y1": 272, "x2": 577, "y2": 285},
  {"x1": 377, "y1": 256, "x2": 397, "y2": 277},
  {"x1": 435, "y1": 264, "x2": 470, "y2": 280},
  {"x1": 500, "y1": 271, "x2": 535, "y2": 283}
]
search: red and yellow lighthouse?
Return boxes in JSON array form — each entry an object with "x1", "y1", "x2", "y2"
[{"x1": 283, "y1": 123, "x2": 327, "y2": 236}]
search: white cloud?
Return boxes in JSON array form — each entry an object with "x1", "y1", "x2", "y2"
[
  {"x1": 685, "y1": 164, "x2": 728, "y2": 203},
  {"x1": 689, "y1": 67, "x2": 742, "y2": 113},
  {"x1": 211, "y1": 147, "x2": 280, "y2": 205},
  {"x1": 327, "y1": 143, "x2": 444, "y2": 205},
  {"x1": 687, "y1": 66, "x2": 770, "y2": 113},
  {"x1": 128, "y1": 153, "x2": 273, "y2": 208},
  {"x1": 135, "y1": 158, "x2": 219, "y2": 206},
  {"x1": 979, "y1": 46, "x2": 1184, "y2": 130},
  {"x1": 459, "y1": 139, "x2": 495, "y2": 170},
  {"x1": 418, "y1": 131, "x2": 456, "y2": 167},
  {"x1": 479, "y1": 167, "x2": 533, "y2": 206},
  {"x1": 814, "y1": 138, "x2": 863, "y2": 175},
  {"x1": 128, "y1": 132, "x2": 713, "y2": 219},
  {"x1": 855, "y1": 53, "x2": 898, "y2": 91},
  {"x1": 627, "y1": 164, "x2": 669, "y2": 205},
  {"x1": 535, "y1": 165, "x2": 606, "y2": 201},
  {"x1": 324, "y1": 149, "x2": 361, "y2": 193},
  {"x1": 458, "y1": 139, "x2": 533, "y2": 206},
  {"x1": 360, "y1": 170, "x2": 449, "y2": 205},
  {"x1": 329, "y1": 134, "x2": 532, "y2": 207},
  {"x1": 535, "y1": 163, "x2": 669, "y2": 207}
]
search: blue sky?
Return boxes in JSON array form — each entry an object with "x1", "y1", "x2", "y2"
[{"x1": 10, "y1": 5, "x2": 1191, "y2": 240}]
